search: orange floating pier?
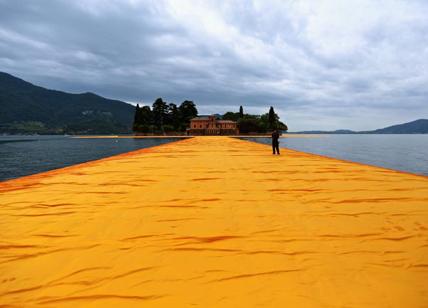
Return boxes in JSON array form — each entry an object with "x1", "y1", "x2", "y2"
[{"x1": 1, "y1": 137, "x2": 427, "y2": 307}]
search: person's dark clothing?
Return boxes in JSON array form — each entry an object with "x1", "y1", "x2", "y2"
[{"x1": 271, "y1": 131, "x2": 280, "y2": 155}]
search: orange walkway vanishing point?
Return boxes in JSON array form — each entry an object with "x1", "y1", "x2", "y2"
[{"x1": 1, "y1": 137, "x2": 428, "y2": 307}]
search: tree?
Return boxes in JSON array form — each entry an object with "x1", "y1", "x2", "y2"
[
  {"x1": 133, "y1": 104, "x2": 153, "y2": 133},
  {"x1": 268, "y1": 106, "x2": 280, "y2": 129},
  {"x1": 133, "y1": 100, "x2": 288, "y2": 135},
  {"x1": 152, "y1": 98, "x2": 168, "y2": 132},
  {"x1": 238, "y1": 117, "x2": 262, "y2": 133},
  {"x1": 178, "y1": 100, "x2": 198, "y2": 130},
  {"x1": 259, "y1": 113, "x2": 270, "y2": 131},
  {"x1": 167, "y1": 103, "x2": 180, "y2": 131},
  {"x1": 223, "y1": 112, "x2": 240, "y2": 121},
  {"x1": 132, "y1": 104, "x2": 141, "y2": 132},
  {"x1": 226, "y1": 107, "x2": 288, "y2": 134},
  {"x1": 278, "y1": 121, "x2": 288, "y2": 132},
  {"x1": 140, "y1": 106, "x2": 153, "y2": 133},
  {"x1": 140, "y1": 106, "x2": 153, "y2": 123}
]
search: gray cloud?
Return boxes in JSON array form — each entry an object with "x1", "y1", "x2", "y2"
[{"x1": 1, "y1": 0, "x2": 427, "y2": 130}]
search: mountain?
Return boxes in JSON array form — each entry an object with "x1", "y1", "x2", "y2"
[
  {"x1": 366, "y1": 119, "x2": 428, "y2": 134},
  {"x1": 0, "y1": 72, "x2": 135, "y2": 134},
  {"x1": 293, "y1": 119, "x2": 428, "y2": 134}
]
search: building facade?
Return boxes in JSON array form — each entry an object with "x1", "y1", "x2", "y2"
[{"x1": 187, "y1": 115, "x2": 238, "y2": 135}]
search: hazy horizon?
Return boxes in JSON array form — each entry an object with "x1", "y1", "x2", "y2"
[{"x1": 1, "y1": 0, "x2": 427, "y2": 131}]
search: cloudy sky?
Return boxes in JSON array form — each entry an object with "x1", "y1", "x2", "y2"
[{"x1": 1, "y1": 0, "x2": 427, "y2": 130}]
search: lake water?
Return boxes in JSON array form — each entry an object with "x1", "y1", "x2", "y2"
[
  {"x1": 241, "y1": 134, "x2": 428, "y2": 176},
  {"x1": 0, "y1": 135, "x2": 184, "y2": 181}
]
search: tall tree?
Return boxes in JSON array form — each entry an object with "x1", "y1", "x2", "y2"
[
  {"x1": 152, "y1": 98, "x2": 168, "y2": 132},
  {"x1": 140, "y1": 106, "x2": 153, "y2": 125},
  {"x1": 178, "y1": 100, "x2": 198, "y2": 129},
  {"x1": 133, "y1": 104, "x2": 153, "y2": 133},
  {"x1": 239, "y1": 105, "x2": 244, "y2": 118},
  {"x1": 167, "y1": 103, "x2": 180, "y2": 131},
  {"x1": 268, "y1": 106, "x2": 278, "y2": 129},
  {"x1": 132, "y1": 104, "x2": 141, "y2": 132}
]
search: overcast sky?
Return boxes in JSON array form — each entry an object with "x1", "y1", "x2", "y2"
[{"x1": 1, "y1": 0, "x2": 427, "y2": 130}]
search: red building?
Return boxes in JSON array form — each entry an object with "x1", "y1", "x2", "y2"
[{"x1": 188, "y1": 115, "x2": 238, "y2": 135}]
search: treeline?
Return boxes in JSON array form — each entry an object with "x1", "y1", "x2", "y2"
[
  {"x1": 133, "y1": 98, "x2": 198, "y2": 133},
  {"x1": 132, "y1": 99, "x2": 287, "y2": 134},
  {"x1": 223, "y1": 106, "x2": 288, "y2": 133}
]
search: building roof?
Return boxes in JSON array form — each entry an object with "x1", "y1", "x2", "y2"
[
  {"x1": 190, "y1": 116, "x2": 237, "y2": 123},
  {"x1": 190, "y1": 117, "x2": 210, "y2": 121},
  {"x1": 190, "y1": 115, "x2": 236, "y2": 123}
]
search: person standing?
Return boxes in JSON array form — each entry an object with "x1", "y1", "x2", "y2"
[{"x1": 271, "y1": 130, "x2": 280, "y2": 155}]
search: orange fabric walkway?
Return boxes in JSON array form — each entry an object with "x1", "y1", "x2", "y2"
[{"x1": 1, "y1": 137, "x2": 427, "y2": 307}]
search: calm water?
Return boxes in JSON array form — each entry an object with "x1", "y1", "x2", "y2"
[
  {"x1": 241, "y1": 134, "x2": 428, "y2": 176},
  {"x1": 0, "y1": 135, "x2": 184, "y2": 181}
]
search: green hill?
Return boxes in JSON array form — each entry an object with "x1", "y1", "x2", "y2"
[
  {"x1": 368, "y1": 119, "x2": 428, "y2": 134},
  {"x1": 293, "y1": 119, "x2": 428, "y2": 134},
  {"x1": 0, "y1": 72, "x2": 135, "y2": 134}
]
